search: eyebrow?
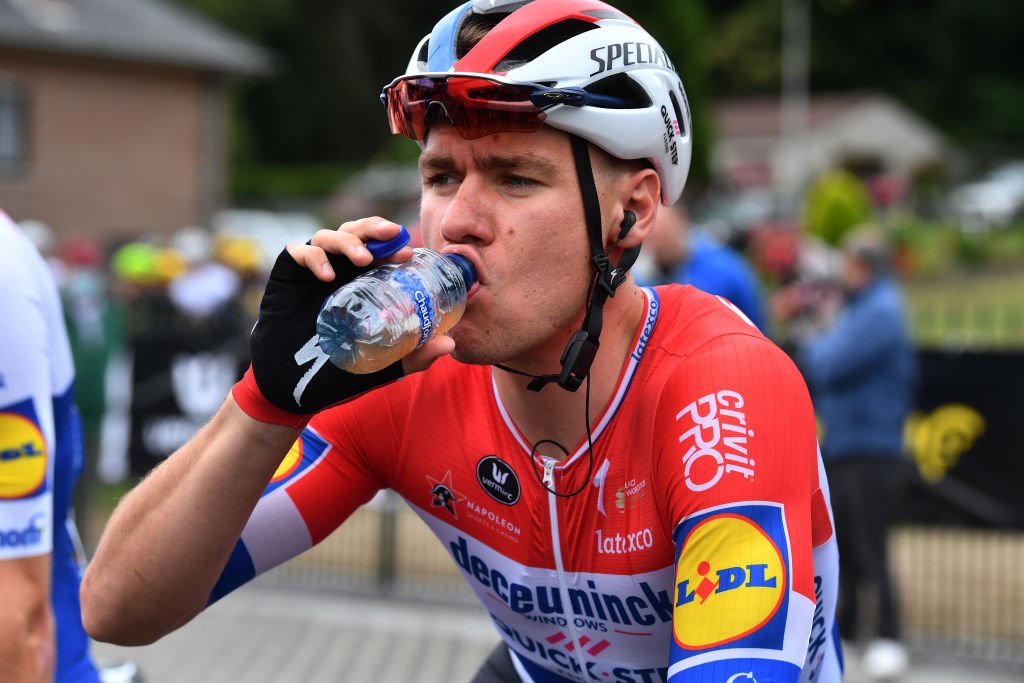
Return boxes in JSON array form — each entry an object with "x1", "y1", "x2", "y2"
[{"x1": 419, "y1": 150, "x2": 564, "y2": 179}]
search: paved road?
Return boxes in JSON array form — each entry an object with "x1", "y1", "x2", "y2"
[{"x1": 92, "y1": 583, "x2": 1022, "y2": 682}]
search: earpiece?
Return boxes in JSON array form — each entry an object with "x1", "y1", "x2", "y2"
[{"x1": 617, "y1": 209, "x2": 637, "y2": 241}]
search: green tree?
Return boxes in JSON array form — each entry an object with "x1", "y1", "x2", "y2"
[
  {"x1": 705, "y1": 0, "x2": 1024, "y2": 158},
  {"x1": 802, "y1": 169, "x2": 872, "y2": 245},
  {"x1": 180, "y1": 0, "x2": 436, "y2": 163},
  {"x1": 180, "y1": 0, "x2": 713, "y2": 180}
]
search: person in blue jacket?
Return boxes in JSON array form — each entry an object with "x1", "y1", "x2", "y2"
[
  {"x1": 641, "y1": 201, "x2": 766, "y2": 329},
  {"x1": 798, "y1": 225, "x2": 917, "y2": 680}
]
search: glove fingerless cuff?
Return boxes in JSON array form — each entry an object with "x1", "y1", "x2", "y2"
[{"x1": 231, "y1": 366, "x2": 312, "y2": 429}]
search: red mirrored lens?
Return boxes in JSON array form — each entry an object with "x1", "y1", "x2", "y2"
[{"x1": 385, "y1": 77, "x2": 547, "y2": 141}]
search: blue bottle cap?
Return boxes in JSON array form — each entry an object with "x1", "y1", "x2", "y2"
[
  {"x1": 364, "y1": 225, "x2": 411, "y2": 259},
  {"x1": 446, "y1": 253, "x2": 476, "y2": 289}
]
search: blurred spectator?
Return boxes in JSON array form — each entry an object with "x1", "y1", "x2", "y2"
[
  {"x1": 101, "y1": 234, "x2": 252, "y2": 481},
  {"x1": 638, "y1": 202, "x2": 766, "y2": 329},
  {"x1": 796, "y1": 225, "x2": 917, "y2": 679},
  {"x1": 767, "y1": 232, "x2": 846, "y2": 349},
  {"x1": 211, "y1": 234, "x2": 267, "y2": 331},
  {"x1": 57, "y1": 235, "x2": 117, "y2": 526}
]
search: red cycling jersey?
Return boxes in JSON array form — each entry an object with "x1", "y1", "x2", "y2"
[{"x1": 213, "y1": 285, "x2": 842, "y2": 683}]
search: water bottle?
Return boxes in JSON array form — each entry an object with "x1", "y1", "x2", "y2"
[{"x1": 316, "y1": 227, "x2": 476, "y2": 374}]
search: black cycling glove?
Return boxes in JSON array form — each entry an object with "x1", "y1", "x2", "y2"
[{"x1": 241, "y1": 248, "x2": 404, "y2": 419}]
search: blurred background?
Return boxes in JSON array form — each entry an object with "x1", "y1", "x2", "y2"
[{"x1": 2, "y1": 0, "x2": 1023, "y2": 679}]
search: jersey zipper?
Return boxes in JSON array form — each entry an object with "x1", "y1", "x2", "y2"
[{"x1": 542, "y1": 455, "x2": 589, "y2": 679}]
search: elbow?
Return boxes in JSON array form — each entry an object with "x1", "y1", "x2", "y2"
[
  {"x1": 79, "y1": 568, "x2": 131, "y2": 644},
  {"x1": 80, "y1": 566, "x2": 178, "y2": 646}
]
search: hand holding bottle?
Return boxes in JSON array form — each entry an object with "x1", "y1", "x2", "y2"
[{"x1": 231, "y1": 219, "x2": 456, "y2": 426}]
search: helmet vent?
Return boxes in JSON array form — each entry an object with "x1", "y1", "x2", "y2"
[
  {"x1": 669, "y1": 89, "x2": 687, "y2": 136},
  {"x1": 585, "y1": 73, "x2": 651, "y2": 108},
  {"x1": 494, "y1": 19, "x2": 597, "y2": 71}
]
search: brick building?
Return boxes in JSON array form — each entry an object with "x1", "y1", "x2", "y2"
[{"x1": 0, "y1": 0, "x2": 267, "y2": 240}]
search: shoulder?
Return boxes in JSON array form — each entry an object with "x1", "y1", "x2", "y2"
[
  {"x1": 645, "y1": 285, "x2": 807, "y2": 410},
  {"x1": 650, "y1": 285, "x2": 764, "y2": 354},
  {"x1": 0, "y1": 214, "x2": 60, "y2": 319}
]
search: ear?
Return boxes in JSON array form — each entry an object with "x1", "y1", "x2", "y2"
[{"x1": 608, "y1": 167, "x2": 661, "y2": 250}]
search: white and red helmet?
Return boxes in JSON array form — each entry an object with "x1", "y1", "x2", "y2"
[{"x1": 387, "y1": 0, "x2": 691, "y2": 205}]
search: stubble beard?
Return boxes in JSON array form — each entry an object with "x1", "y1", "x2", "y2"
[{"x1": 447, "y1": 300, "x2": 589, "y2": 370}]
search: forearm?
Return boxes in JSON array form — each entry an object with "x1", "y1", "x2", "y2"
[
  {"x1": 0, "y1": 564, "x2": 54, "y2": 683},
  {"x1": 81, "y1": 398, "x2": 300, "y2": 645},
  {"x1": 0, "y1": 617, "x2": 53, "y2": 683}
]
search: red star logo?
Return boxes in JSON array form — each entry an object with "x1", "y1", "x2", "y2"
[{"x1": 425, "y1": 470, "x2": 467, "y2": 519}]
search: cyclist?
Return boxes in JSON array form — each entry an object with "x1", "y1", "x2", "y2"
[
  {"x1": 83, "y1": 1, "x2": 842, "y2": 681},
  {"x1": 0, "y1": 210, "x2": 100, "y2": 682}
]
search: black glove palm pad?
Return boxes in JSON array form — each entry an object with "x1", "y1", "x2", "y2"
[{"x1": 249, "y1": 248, "x2": 404, "y2": 414}]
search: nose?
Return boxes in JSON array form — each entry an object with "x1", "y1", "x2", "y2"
[{"x1": 438, "y1": 177, "x2": 495, "y2": 246}]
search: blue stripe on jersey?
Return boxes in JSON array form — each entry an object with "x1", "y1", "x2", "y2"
[
  {"x1": 51, "y1": 384, "x2": 100, "y2": 682},
  {"x1": 832, "y1": 620, "x2": 844, "y2": 674},
  {"x1": 208, "y1": 539, "x2": 256, "y2": 605},
  {"x1": 668, "y1": 657, "x2": 800, "y2": 682}
]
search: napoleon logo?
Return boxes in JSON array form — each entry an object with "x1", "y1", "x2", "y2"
[
  {"x1": 426, "y1": 470, "x2": 466, "y2": 519},
  {"x1": 476, "y1": 455, "x2": 521, "y2": 505},
  {"x1": 432, "y1": 484, "x2": 457, "y2": 515}
]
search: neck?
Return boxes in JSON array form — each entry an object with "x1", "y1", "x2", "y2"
[{"x1": 493, "y1": 282, "x2": 647, "y2": 460}]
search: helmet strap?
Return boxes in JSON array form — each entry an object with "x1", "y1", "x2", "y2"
[{"x1": 494, "y1": 134, "x2": 640, "y2": 393}]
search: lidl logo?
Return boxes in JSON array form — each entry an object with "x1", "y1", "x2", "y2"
[
  {"x1": 260, "y1": 430, "x2": 329, "y2": 498},
  {"x1": 270, "y1": 438, "x2": 303, "y2": 483},
  {"x1": 672, "y1": 503, "x2": 789, "y2": 653},
  {"x1": 0, "y1": 412, "x2": 47, "y2": 499}
]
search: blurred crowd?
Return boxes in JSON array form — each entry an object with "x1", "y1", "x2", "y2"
[{"x1": 17, "y1": 220, "x2": 274, "y2": 492}]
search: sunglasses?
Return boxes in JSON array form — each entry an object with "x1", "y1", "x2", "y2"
[{"x1": 381, "y1": 74, "x2": 630, "y2": 142}]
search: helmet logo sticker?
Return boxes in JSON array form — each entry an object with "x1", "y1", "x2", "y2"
[
  {"x1": 661, "y1": 106, "x2": 680, "y2": 166},
  {"x1": 589, "y1": 41, "x2": 676, "y2": 77}
]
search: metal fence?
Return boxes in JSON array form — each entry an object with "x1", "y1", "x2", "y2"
[
  {"x1": 906, "y1": 272, "x2": 1024, "y2": 350},
  {"x1": 259, "y1": 492, "x2": 1024, "y2": 669}
]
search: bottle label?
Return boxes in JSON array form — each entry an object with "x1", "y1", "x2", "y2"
[{"x1": 391, "y1": 269, "x2": 435, "y2": 347}]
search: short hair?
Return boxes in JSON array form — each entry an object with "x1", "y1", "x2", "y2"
[{"x1": 456, "y1": 12, "x2": 506, "y2": 57}]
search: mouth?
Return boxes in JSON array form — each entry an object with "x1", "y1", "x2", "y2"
[{"x1": 442, "y1": 247, "x2": 483, "y2": 293}]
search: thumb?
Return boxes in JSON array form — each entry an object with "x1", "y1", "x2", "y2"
[{"x1": 402, "y1": 335, "x2": 456, "y2": 374}]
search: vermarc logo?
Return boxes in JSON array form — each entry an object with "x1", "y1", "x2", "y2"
[{"x1": 476, "y1": 455, "x2": 521, "y2": 505}]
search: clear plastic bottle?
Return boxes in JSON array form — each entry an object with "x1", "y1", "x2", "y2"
[{"x1": 317, "y1": 248, "x2": 476, "y2": 373}]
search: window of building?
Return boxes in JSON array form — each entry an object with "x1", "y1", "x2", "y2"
[{"x1": 0, "y1": 83, "x2": 28, "y2": 175}]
